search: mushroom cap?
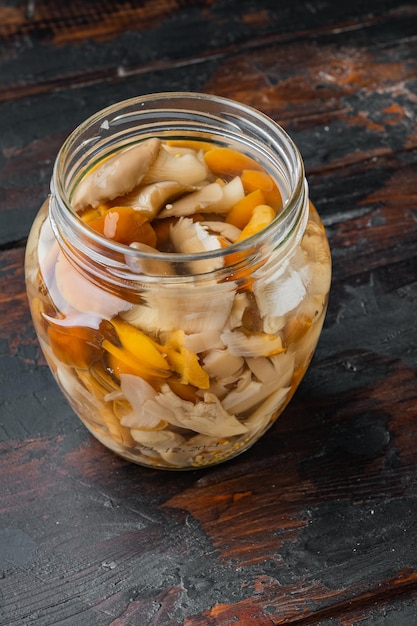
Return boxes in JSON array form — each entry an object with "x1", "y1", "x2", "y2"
[{"x1": 72, "y1": 138, "x2": 161, "y2": 210}]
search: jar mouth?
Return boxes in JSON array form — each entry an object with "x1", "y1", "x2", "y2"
[{"x1": 52, "y1": 92, "x2": 306, "y2": 267}]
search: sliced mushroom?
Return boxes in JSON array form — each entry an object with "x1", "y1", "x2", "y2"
[
  {"x1": 209, "y1": 176, "x2": 245, "y2": 213},
  {"x1": 158, "y1": 176, "x2": 244, "y2": 218},
  {"x1": 202, "y1": 349, "x2": 244, "y2": 379},
  {"x1": 130, "y1": 428, "x2": 186, "y2": 453},
  {"x1": 299, "y1": 261, "x2": 332, "y2": 296},
  {"x1": 72, "y1": 138, "x2": 161, "y2": 210},
  {"x1": 169, "y1": 217, "x2": 223, "y2": 273},
  {"x1": 200, "y1": 220, "x2": 242, "y2": 243},
  {"x1": 157, "y1": 182, "x2": 223, "y2": 218},
  {"x1": 220, "y1": 368, "x2": 261, "y2": 414},
  {"x1": 297, "y1": 293, "x2": 327, "y2": 322},
  {"x1": 253, "y1": 265, "x2": 307, "y2": 330},
  {"x1": 126, "y1": 242, "x2": 176, "y2": 276},
  {"x1": 301, "y1": 220, "x2": 331, "y2": 264},
  {"x1": 247, "y1": 351, "x2": 295, "y2": 386},
  {"x1": 222, "y1": 351, "x2": 294, "y2": 415},
  {"x1": 142, "y1": 384, "x2": 248, "y2": 437},
  {"x1": 225, "y1": 292, "x2": 249, "y2": 330},
  {"x1": 113, "y1": 180, "x2": 192, "y2": 219},
  {"x1": 288, "y1": 312, "x2": 326, "y2": 370},
  {"x1": 56, "y1": 362, "x2": 98, "y2": 409},
  {"x1": 245, "y1": 355, "x2": 276, "y2": 383},
  {"x1": 205, "y1": 379, "x2": 230, "y2": 401},
  {"x1": 121, "y1": 280, "x2": 235, "y2": 334},
  {"x1": 120, "y1": 301, "x2": 161, "y2": 335},
  {"x1": 262, "y1": 314, "x2": 286, "y2": 335},
  {"x1": 182, "y1": 328, "x2": 224, "y2": 353},
  {"x1": 142, "y1": 145, "x2": 209, "y2": 186},
  {"x1": 220, "y1": 328, "x2": 285, "y2": 357},
  {"x1": 243, "y1": 385, "x2": 291, "y2": 436},
  {"x1": 119, "y1": 373, "x2": 163, "y2": 429},
  {"x1": 56, "y1": 363, "x2": 128, "y2": 446},
  {"x1": 212, "y1": 368, "x2": 250, "y2": 389},
  {"x1": 168, "y1": 431, "x2": 247, "y2": 467},
  {"x1": 54, "y1": 251, "x2": 131, "y2": 318},
  {"x1": 162, "y1": 144, "x2": 204, "y2": 157}
]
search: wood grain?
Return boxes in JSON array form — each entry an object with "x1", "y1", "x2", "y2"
[{"x1": 0, "y1": 1, "x2": 416, "y2": 624}]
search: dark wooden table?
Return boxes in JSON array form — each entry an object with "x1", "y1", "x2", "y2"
[{"x1": 1, "y1": 1, "x2": 417, "y2": 624}]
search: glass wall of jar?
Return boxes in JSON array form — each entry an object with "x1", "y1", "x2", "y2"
[{"x1": 25, "y1": 93, "x2": 331, "y2": 469}]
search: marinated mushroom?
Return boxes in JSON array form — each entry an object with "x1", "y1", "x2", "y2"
[
  {"x1": 112, "y1": 180, "x2": 192, "y2": 219},
  {"x1": 220, "y1": 328, "x2": 285, "y2": 358},
  {"x1": 30, "y1": 134, "x2": 331, "y2": 469},
  {"x1": 169, "y1": 218, "x2": 224, "y2": 273},
  {"x1": 222, "y1": 351, "x2": 294, "y2": 415},
  {"x1": 200, "y1": 221, "x2": 241, "y2": 243},
  {"x1": 202, "y1": 348, "x2": 244, "y2": 379},
  {"x1": 157, "y1": 182, "x2": 223, "y2": 218},
  {"x1": 72, "y1": 138, "x2": 161, "y2": 209},
  {"x1": 140, "y1": 384, "x2": 248, "y2": 437},
  {"x1": 121, "y1": 280, "x2": 236, "y2": 334},
  {"x1": 54, "y1": 252, "x2": 131, "y2": 319},
  {"x1": 126, "y1": 242, "x2": 176, "y2": 276},
  {"x1": 142, "y1": 144, "x2": 209, "y2": 186},
  {"x1": 158, "y1": 176, "x2": 244, "y2": 218}
]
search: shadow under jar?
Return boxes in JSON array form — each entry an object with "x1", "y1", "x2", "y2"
[{"x1": 25, "y1": 92, "x2": 331, "y2": 469}]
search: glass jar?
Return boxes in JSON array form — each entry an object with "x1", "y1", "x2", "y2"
[{"x1": 25, "y1": 93, "x2": 331, "y2": 470}]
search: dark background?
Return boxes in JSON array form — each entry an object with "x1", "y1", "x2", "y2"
[{"x1": 0, "y1": 1, "x2": 417, "y2": 624}]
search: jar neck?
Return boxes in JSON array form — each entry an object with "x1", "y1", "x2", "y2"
[{"x1": 49, "y1": 92, "x2": 308, "y2": 289}]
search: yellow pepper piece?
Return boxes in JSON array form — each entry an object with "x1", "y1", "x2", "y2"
[
  {"x1": 78, "y1": 203, "x2": 108, "y2": 223},
  {"x1": 103, "y1": 340, "x2": 170, "y2": 381},
  {"x1": 226, "y1": 189, "x2": 265, "y2": 229},
  {"x1": 235, "y1": 204, "x2": 276, "y2": 243},
  {"x1": 164, "y1": 330, "x2": 210, "y2": 389},
  {"x1": 103, "y1": 318, "x2": 170, "y2": 381},
  {"x1": 111, "y1": 318, "x2": 169, "y2": 372}
]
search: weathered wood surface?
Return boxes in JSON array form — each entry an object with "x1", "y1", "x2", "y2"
[{"x1": 1, "y1": 1, "x2": 417, "y2": 624}]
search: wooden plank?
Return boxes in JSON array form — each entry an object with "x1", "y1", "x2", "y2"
[
  {"x1": 1, "y1": 248, "x2": 417, "y2": 623},
  {"x1": 1, "y1": 10, "x2": 416, "y2": 245},
  {"x1": 0, "y1": 357, "x2": 416, "y2": 624},
  {"x1": 1, "y1": 1, "x2": 417, "y2": 624}
]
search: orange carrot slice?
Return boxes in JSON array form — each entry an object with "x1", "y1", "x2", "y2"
[
  {"x1": 235, "y1": 204, "x2": 276, "y2": 243},
  {"x1": 88, "y1": 206, "x2": 157, "y2": 247},
  {"x1": 226, "y1": 189, "x2": 265, "y2": 229},
  {"x1": 241, "y1": 169, "x2": 283, "y2": 210},
  {"x1": 204, "y1": 147, "x2": 263, "y2": 178}
]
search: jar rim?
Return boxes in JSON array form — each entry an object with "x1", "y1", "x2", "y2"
[{"x1": 52, "y1": 92, "x2": 306, "y2": 266}]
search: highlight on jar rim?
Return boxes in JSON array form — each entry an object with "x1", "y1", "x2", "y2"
[{"x1": 25, "y1": 92, "x2": 332, "y2": 469}]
